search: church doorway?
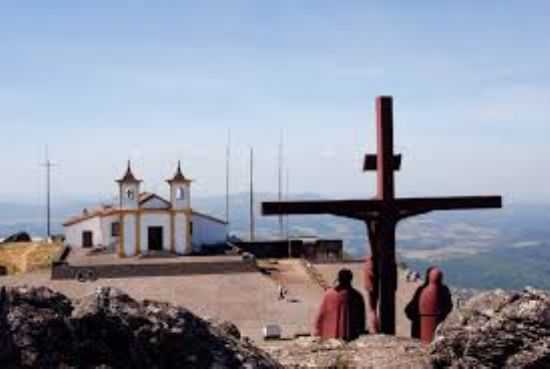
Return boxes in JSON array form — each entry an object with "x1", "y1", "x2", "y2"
[
  {"x1": 82, "y1": 231, "x2": 93, "y2": 248},
  {"x1": 148, "y1": 227, "x2": 163, "y2": 251}
]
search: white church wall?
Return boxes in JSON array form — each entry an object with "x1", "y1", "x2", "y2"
[
  {"x1": 174, "y1": 213, "x2": 190, "y2": 254},
  {"x1": 101, "y1": 214, "x2": 120, "y2": 248},
  {"x1": 64, "y1": 216, "x2": 103, "y2": 248},
  {"x1": 140, "y1": 213, "x2": 171, "y2": 252},
  {"x1": 123, "y1": 214, "x2": 137, "y2": 256},
  {"x1": 191, "y1": 214, "x2": 227, "y2": 249}
]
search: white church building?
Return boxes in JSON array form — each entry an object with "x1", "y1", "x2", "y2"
[{"x1": 63, "y1": 162, "x2": 228, "y2": 257}]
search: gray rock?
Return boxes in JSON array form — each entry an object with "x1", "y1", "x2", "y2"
[
  {"x1": 208, "y1": 319, "x2": 242, "y2": 340},
  {"x1": 263, "y1": 336, "x2": 432, "y2": 369},
  {"x1": 430, "y1": 288, "x2": 550, "y2": 369},
  {"x1": 2, "y1": 232, "x2": 31, "y2": 243},
  {"x1": 0, "y1": 286, "x2": 283, "y2": 369}
]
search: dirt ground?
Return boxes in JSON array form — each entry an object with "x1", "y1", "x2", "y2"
[{"x1": 0, "y1": 252, "x2": 421, "y2": 343}]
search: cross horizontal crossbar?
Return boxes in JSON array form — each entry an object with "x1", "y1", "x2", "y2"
[
  {"x1": 262, "y1": 196, "x2": 502, "y2": 220},
  {"x1": 363, "y1": 154, "x2": 402, "y2": 171}
]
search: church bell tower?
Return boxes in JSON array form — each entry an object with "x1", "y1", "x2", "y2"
[
  {"x1": 167, "y1": 161, "x2": 192, "y2": 255},
  {"x1": 116, "y1": 161, "x2": 142, "y2": 209},
  {"x1": 167, "y1": 161, "x2": 191, "y2": 210}
]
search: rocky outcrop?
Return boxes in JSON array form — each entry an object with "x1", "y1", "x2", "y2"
[
  {"x1": 430, "y1": 288, "x2": 550, "y2": 369},
  {"x1": 0, "y1": 286, "x2": 283, "y2": 369},
  {"x1": 208, "y1": 319, "x2": 242, "y2": 340},
  {"x1": 2, "y1": 232, "x2": 32, "y2": 243},
  {"x1": 264, "y1": 336, "x2": 432, "y2": 369},
  {"x1": 2, "y1": 285, "x2": 549, "y2": 369},
  {"x1": 266, "y1": 288, "x2": 550, "y2": 369}
]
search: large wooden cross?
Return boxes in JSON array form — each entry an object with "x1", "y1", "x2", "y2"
[{"x1": 262, "y1": 96, "x2": 502, "y2": 335}]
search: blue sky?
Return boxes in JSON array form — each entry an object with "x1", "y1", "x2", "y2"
[{"x1": 0, "y1": 1, "x2": 548, "y2": 204}]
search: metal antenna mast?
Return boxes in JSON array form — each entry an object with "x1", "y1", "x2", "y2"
[
  {"x1": 286, "y1": 167, "x2": 291, "y2": 257},
  {"x1": 278, "y1": 130, "x2": 284, "y2": 239},
  {"x1": 249, "y1": 147, "x2": 255, "y2": 241},
  {"x1": 41, "y1": 145, "x2": 55, "y2": 240},
  {"x1": 225, "y1": 129, "x2": 231, "y2": 225}
]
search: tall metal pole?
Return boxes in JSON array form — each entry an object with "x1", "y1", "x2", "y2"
[
  {"x1": 286, "y1": 167, "x2": 291, "y2": 257},
  {"x1": 42, "y1": 146, "x2": 55, "y2": 241},
  {"x1": 249, "y1": 147, "x2": 255, "y2": 242},
  {"x1": 278, "y1": 131, "x2": 284, "y2": 239},
  {"x1": 225, "y1": 129, "x2": 231, "y2": 225},
  {"x1": 47, "y1": 154, "x2": 50, "y2": 239},
  {"x1": 285, "y1": 167, "x2": 290, "y2": 238}
]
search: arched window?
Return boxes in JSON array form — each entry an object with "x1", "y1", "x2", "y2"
[
  {"x1": 177, "y1": 187, "x2": 185, "y2": 200},
  {"x1": 127, "y1": 189, "x2": 135, "y2": 200}
]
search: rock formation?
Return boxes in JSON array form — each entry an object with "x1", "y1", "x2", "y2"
[
  {"x1": 1, "y1": 285, "x2": 549, "y2": 369},
  {"x1": 431, "y1": 288, "x2": 550, "y2": 369},
  {"x1": 264, "y1": 336, "x2": 432, "y2": 369},
  {"x1": 2, "y1": 232, "x2": 32, "y2": 243},
  {"x1": 0, "y1": 286, "x2": 283, "y2": 369}
]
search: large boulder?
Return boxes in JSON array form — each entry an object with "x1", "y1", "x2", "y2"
[
  {"x1": 2, "y1": 232, "x2": 31, "y2": 243},
  {"x1": 0, "y1": 286, "x2": 283, "y2": 369},
  {"x1": 430, "y1": 288, "x2": 550, "y2": 369},
  {"x1": 207, "y1": 318, "x2": 242, "y2": 340}
]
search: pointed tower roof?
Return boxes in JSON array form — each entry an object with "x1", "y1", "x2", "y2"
[
  {"x1": 167, "y1": 161, "x2": 191, "y2": 184},
  {"x1": 116, "y1": 161, "x2": 142, "y2": 184}
]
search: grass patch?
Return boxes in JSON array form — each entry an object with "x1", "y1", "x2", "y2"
[{"x1": 0, "y1": 242, "x2": 62, "y2": 274}]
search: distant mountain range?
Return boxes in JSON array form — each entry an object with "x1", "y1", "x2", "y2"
[{"x1": 1, "y1": 194, "x2": 549, "y2": 290}]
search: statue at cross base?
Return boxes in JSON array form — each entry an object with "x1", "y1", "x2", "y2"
[{"x1": 262, "y1": 96, "x2": 502, "y2": 335}]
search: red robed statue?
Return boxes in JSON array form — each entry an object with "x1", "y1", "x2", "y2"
[
  {"x1": 314, "y1": 269, "x2": 366, "y2": 341},
  {"x1": 405, "y1": 267, "x2": 453, "y2": 343}
]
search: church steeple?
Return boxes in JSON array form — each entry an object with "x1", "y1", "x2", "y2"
[
  {"x1": 116, "y1": 160, "x2": 142, "y2": 184},
  {"x1": 167, "y1": 161, "x2": 191, "y2": 210},
  {"x1": 167, "y1": 160, "x2": 190, "y2": 184},
  {"x1": 116, "y1": 161, "x2": 141, "y2": 209}
]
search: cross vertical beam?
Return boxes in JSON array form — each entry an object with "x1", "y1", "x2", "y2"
[
  {"x1": 376, "y1": 218, "x2": 397, "y2": 334},
  {"x1": 377, "y1": 96, "x2": 395, "y2": 200},
  {"x1": 374, "y1": 96, "x2": 398, "y2": 334}
]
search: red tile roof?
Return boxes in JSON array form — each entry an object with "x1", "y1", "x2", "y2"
[{"x1": 63, "y1": 193, "x2": 227, "y2": 227}]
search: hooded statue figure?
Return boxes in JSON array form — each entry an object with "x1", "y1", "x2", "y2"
[
  {"x1": 405, "y1": 266, "x2": 453, "y2": 343},
  {"x1": 314, "y1": 269, "x2": 366, "y2": 341}
]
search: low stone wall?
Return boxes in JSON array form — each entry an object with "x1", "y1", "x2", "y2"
[
  {"x1": 235, "y1": 240, "x2": 343, "y2": 261},
  {"x1": 51, "y1": 259, "x2": 258, "y2": 281}
]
